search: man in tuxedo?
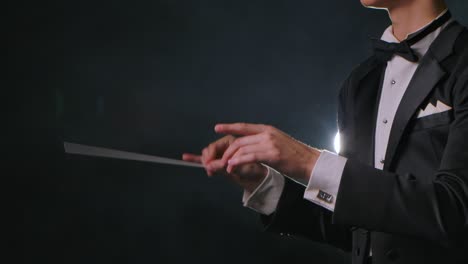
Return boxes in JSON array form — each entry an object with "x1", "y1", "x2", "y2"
[{"x1": 183, "y1": 0, "x2": 468, "y2": 263}]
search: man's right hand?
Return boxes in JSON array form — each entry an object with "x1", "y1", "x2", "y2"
[{"x1": 182, "y1": 135, "x2": 268, "y2": 193}]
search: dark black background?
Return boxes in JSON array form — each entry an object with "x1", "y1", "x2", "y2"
[{"x1": 8, "y1": 0, "x2": 468, "y2": 263}]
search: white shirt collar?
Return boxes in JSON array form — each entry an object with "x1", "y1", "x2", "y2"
[{"x1": 380, "y1": 9, "x2": 452, "y2": 57}]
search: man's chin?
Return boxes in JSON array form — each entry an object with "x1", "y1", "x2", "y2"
[{"x1": 360, "y1": 0, "x2": 392, "y2": 9}]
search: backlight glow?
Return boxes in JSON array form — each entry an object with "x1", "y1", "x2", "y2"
[{"x1": 334, "y1": 131, "x2": 341, "y2": 154}]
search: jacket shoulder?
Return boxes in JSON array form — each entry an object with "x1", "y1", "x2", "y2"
[
  {"x1": 345, "y1": 56, "x2": 379, "y2": 83},
  {"x1": 453, "y1": 24, "x2": 468, "y2": 54},
  {"x1": 446, "y1": 24, "x2": 468, "y2": 79}
]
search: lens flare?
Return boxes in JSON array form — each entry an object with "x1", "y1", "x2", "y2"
[{"x1": 334, "y1": 132, "x2": 341, "y2": 154}]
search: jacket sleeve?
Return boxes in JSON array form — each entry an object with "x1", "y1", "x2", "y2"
[
  {"x1": 333, "y1": 70, "x2": 468, "y2": 247},
  {"x1": 260, "y1": 177, "x2": 352, "y2": 251}
]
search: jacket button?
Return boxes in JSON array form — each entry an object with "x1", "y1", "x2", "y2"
[{"x1": 386, "y1": 249, "x2": 399, "y2": 261}]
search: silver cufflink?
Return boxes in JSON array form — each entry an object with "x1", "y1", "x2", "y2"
[{"x1": 317, "y1": 190, "x2": 334, "y2": 203}]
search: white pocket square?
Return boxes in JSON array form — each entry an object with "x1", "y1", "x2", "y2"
[{"x1": 416, "y1": 100, "x2": 452, "y2": 118}]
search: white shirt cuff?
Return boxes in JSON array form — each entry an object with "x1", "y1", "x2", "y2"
[
  {"x1": 242, "y1": 165, "x2": 285, "y2": 215},
  {"x1": 303, "y1": 150, "x2": 347, "y2": 212}
]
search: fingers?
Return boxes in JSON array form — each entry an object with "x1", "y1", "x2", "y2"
[
  {"x1": 226, "y1": 151, "x2": 269, "y2": 173},
  {"x1": 211, "y1": 143, "x2": 267, "y2": 175},
  {"x1": 215, "y1": 123, "x2": 270, "y2": 136},
  {"x1": 183, "y1": 152, "x2": 215, "y2": 176},
  {"x1": 197, "y1": 135, "x2": 236, "y2": 176},
  {"x1": 205, "y1": 159, "x2": 226, "y2": 176},
  {"x1": 206, "y1": 142, "x2": 267, "y2": 176},
  {"x1": 225, "y1": 143, "x2": 270, "y2": 173},
  {"x1": 202, "y1": 136, "x2": 233, "y2": 165},
  {"x1": 182, "y1": 153, "x2": 202, "y2": 163},
  {"x1": 221, "y1": 134, "x2": 266, "y2": 163}
]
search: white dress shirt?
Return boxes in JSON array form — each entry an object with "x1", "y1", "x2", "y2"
[{"x1": 243, "y1": 10, "x2": 452, "y2": 215}]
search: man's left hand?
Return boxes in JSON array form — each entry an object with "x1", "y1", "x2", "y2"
[{"x1": 215, "y1": 123, "x2": 321, "y2": 184}]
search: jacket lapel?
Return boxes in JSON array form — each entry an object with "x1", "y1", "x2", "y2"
[
  {"x1": 383, "y1": 22, "x2": 465, "y2": 171},
  {"x1": 347, "y1": 57, "x2": 385, "y2": 165}
]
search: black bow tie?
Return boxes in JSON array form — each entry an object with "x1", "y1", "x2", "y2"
[
  {"x1": 372, "y1": 10, "x2": 452, "y2": 63},
  {"x1": 372, "y1": 39, "x2": 419, "y2": 62}
]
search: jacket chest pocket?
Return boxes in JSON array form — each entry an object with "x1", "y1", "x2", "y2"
[{"x1": 409, "y1": 110, "x2": 454, "y2": 132}]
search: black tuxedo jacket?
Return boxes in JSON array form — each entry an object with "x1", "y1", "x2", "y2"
[{"x1": 261, "y1": 21, "x2": 468, "y2": 264}]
